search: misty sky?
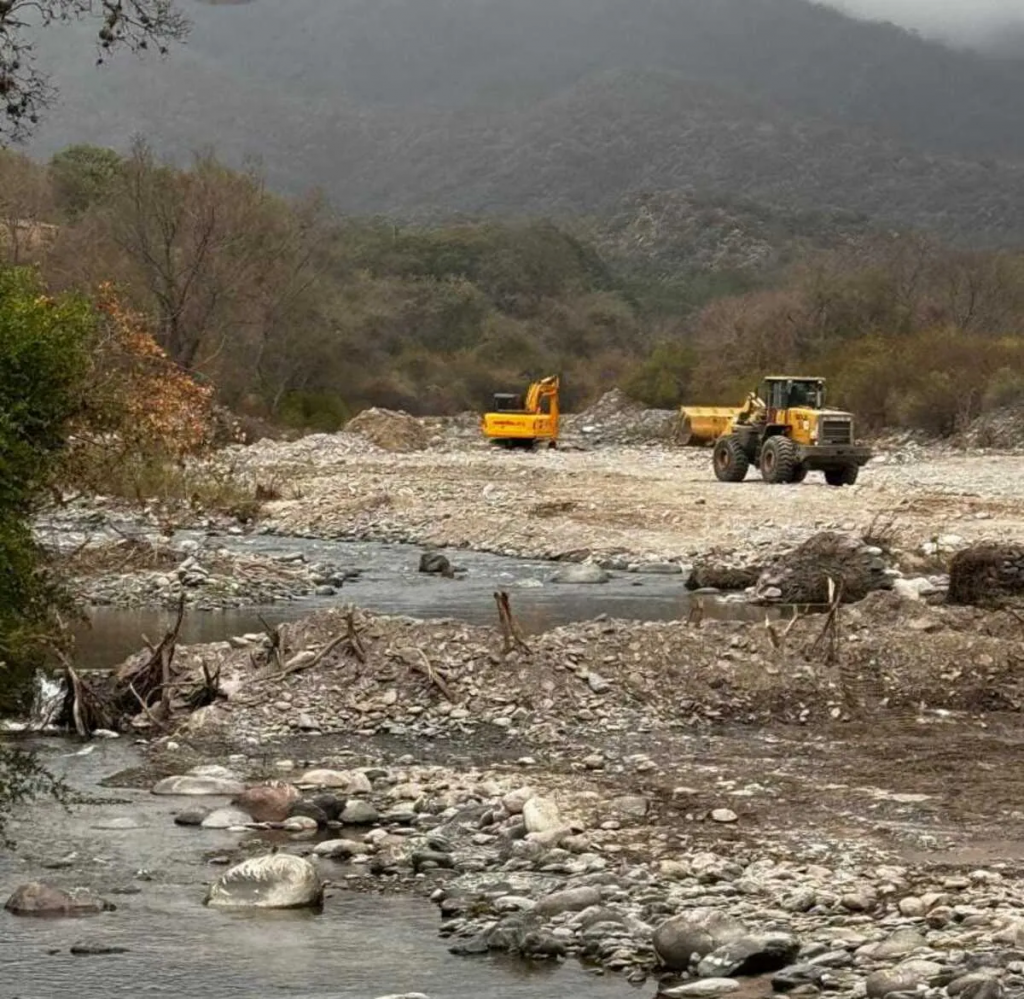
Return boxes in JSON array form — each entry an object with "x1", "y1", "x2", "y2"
[{"x1": 827, "y1": 0, "x2": 1024, "y2": 43}]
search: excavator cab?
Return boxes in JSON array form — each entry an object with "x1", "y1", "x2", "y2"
[{"x1": 491, "y1": 392, "x2": 524, "y2": 412}]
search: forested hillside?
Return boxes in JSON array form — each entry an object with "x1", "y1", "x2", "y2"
[{"x1": 21, "y1": 0, "x2": 1024, "y2": 246}]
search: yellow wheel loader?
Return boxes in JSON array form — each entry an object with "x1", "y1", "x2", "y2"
[
  {"x1": 481, "y1": 375, "x2": 560, "y2": 449},
  {"x1": 711, "y1": 376, "x2": 871, "y2": 486}
]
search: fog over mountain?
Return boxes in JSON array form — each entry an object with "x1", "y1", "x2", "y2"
[
  {"x1": 827, "y1": 0, "x2": 1024, "y2": 48},
  {"x1": 18, "y1": 0, "x2": 1024, "y2": 246}
]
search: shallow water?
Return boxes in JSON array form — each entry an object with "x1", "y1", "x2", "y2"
[
  {"x1": 71, "y1": 535, "x2": 779, "y2": 670},
  {"x1": 0, "y1": 738, "x2": 643, "y2": 999}
]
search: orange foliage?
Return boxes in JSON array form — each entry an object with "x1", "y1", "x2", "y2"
[{"x1": 88, "y1": 282, "x2": 214, "y2": 459}]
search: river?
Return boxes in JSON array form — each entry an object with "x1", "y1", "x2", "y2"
[
  {"x1": 0, "y1": 737, "x2": 645, "y2": 999},
  {"x1": 69, "y1": 533, "x2": 779, "y2": 670}
]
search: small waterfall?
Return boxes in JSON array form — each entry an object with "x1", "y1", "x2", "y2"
[{"x1": 28, "y1": 672, "x2": 67, "y2": 730}]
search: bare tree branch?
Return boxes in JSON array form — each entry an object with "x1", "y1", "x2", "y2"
[{"x1": 0, "y1": 1, "x2": 189, "y2": 144}]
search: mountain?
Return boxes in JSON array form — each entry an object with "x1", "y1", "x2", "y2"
[{"x1": 20, "y1": 0, "x2": 1024, "y2": 245}]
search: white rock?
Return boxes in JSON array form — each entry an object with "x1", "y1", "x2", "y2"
[
  {"x1": 205, "y1": 853, "x2": 323, "y2": 909},
  {"x1": 523, "y1": 796, "x2": 563, "y2": 834},
  {"x1": 152, "y1": 775, "x2": 246, "y2": 797},
  {"x1": 502, "y1": 787, "x2": 534, "y2": 815},
  {"x1": 711, "y1": 808, "x2": 738, "y2": 824},
  {"x1": 201, "y1": 807, "x2": 252, "y2": 829}
]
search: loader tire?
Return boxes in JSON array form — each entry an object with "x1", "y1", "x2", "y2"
[
  {"x1": 791, "y1": 463, "x2": 808, "y2": 484},
  {"x1": 825, "y1": 465, "x2": 859, "y2": 487},
  {"x1": 760, "y1": 436, "x2": 798, "y2": 484},
  {"x1": 713, "y1": 434, "x2": 750, "y2": 482}
]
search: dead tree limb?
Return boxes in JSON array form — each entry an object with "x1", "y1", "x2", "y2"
[
  {"x1": 811, "y1": 577, "x2": 844, "y2": 666},
  {"x1": 413, "y1": 650, "x2": 454, "y2": 702},
  {"x1": 494, "y1": 590, "x2": 530, "y2": 654}
]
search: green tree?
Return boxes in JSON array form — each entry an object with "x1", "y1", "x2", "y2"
[
  {"x1": 0, "y1": 267, "x2": 94, "y2": 712},
  {"x1": 50, "y1": 145, "x2": 123, "y2": 219}
]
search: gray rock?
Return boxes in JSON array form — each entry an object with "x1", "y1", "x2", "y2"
[
  {"x1": 697, "y1": 933, "x2": 801, "y2": 978},
  {"x1": 205, "y1": 853, "x2": 324, "y2": 910},
  {"x1": 710, "y1": 808, "x2": 738, "y2": 824},
  {"x1": 653, "y1": 909, "x2": 748, "y2": 971},
  {"x1": 551, "y1": 565, "x2": 610, "y2": 584},
  {"x1": 313, "y1": 839, "x2": 362, "y2": 859},
  {"x1": 661, "y1": 980, "x2": 741, "y2": 998},
  {"x1": 70, "y1": 941, "x2": 129, "y2": 956},
  {"x1": 637, "y1": 563, "x2": 684, "y2": 575},
  {"x1": 174, "y1": 806, "x2": 210, "y2": 827},
  {"x1": 310, "y1": 793, "x2": 344, "y2": 821},
  {"x1": 872, "y1": 927, "x2": 927, "y2": 960},
  {"x1": 288, "y1": 800, "x2": 330, "y2": 827},
  {"x1": 949, "y1": 975, "x2": 1004, "y2": 999},
  {"x1": 340, "y1": 800, "x2": 379, "y2": 825},
  {"x1": 411, "y1": 850, "x2": 454, "y2": 872},
  {"x1": 772, "y1": 965, "x2": 831, "y2": 992},
  {"x1": 865, "y1": 960, "x2": 944, "y2": 999},
  {"x1": 92, "y1": 817, "x2": 142, "y2": 831},
  {"x1": 520, "y1": 930, "x2": 567, "y2": 959},
  {"x1": 608, "y1": 795, "x2": 649, "y2": 821},
  {"x1": 201, "y1": 807, "x2": 252, "y2": 829},
  {"x1": 4, "y1": 883, "x2": 114, "y2": 917},
  {"x1": 587, "y1": 672, "x2": 611, "y2": 694},
  {"x1": 501, "y1": 787, "x2": 534, "y2": 815},
  {"x1": 283, "y1": 815, "x2": 319, "y2": 832},
  {"x1": 152, "y1": 775, "x2": 246, "y2": 796},
  {"x1": 534, "y1": 886, "x2": 602, "y2": 917}
]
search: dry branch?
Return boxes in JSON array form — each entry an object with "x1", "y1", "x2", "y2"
[{"x1": 494, "y1": 590, "x2": 531, "y2": 654}]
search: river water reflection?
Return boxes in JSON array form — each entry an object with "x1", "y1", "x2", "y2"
[{"x1": 0, "y1": 738, "x2": 645, "y2": 999}]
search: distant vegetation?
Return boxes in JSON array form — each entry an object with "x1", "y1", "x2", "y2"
[{"x1": 4, "y1": 142, "x2": 1023, "y2": 441}]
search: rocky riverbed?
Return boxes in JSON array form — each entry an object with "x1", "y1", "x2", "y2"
[{"x1": 15, "y1": 407, "x2": 1024, "y2": 998}]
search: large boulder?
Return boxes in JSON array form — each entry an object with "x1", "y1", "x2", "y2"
[
  {"x1": 152, "y1": 774, "x2": 246, "y2": 796},
  {"x1": 653, "y1": 909, "x2": 748, "y2": 971},
  {"x1": 205, "y1": 853, "x2": 324, "y2": 910},
  {"x1": 233, "y1": 783, "x2": 301, "y2": 823},
  {"x1": 4, "y1": 883, "x2": 114, "y2": 918}
]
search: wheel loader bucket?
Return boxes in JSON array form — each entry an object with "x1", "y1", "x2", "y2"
[{"x1": 677, "y1": 406, "x2": 744, "y2": 446}]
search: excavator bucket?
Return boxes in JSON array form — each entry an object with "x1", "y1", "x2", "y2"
[{"x1": 677, "y1": 406, "x2": 745, "y2": 446}]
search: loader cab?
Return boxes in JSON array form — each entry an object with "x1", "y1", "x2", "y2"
[
  {"x1": 492, "y1": 392, "x2": 524, "y2": 413},
  {"x1": 760, "y1": 377, "x2": 825, "y2": 418}
]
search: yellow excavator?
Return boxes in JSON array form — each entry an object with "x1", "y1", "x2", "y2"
[
  {"x1": 481, "y1": 375, "x2": 560, "y2": 449},
  {"x1": 703, "y1": 376, "x2": 872, "y2": 486}
]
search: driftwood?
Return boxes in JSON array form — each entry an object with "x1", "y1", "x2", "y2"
[
  {"x1": 411, "y1": 650, "x2": 454, "y2": 702},
  {"x1": 58, "y1": 592, "x2": 227, "y2": 737},
  {"x1": 494, "y1": 591, "x2": 530, "y2": 654},
  {"x1": 63, "y1": 665, "x2": 118, "y2": 737},
  {"x1": 252, "y1": 610, "x2": 367, "y2": 686},
  {"x1": 810, "y1": 577, "x2": 844, "y2": 665}
]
